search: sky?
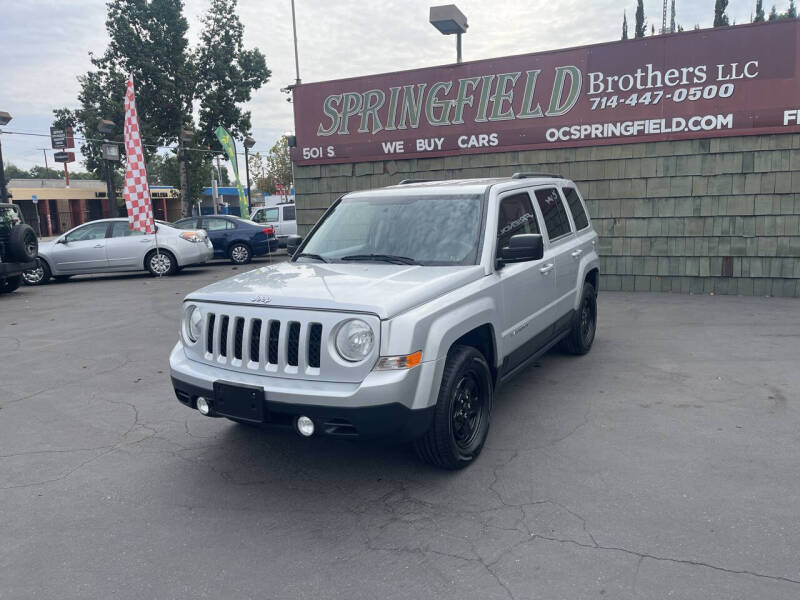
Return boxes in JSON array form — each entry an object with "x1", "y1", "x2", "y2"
[{"x1": 0, "y1": 0, "x2": 766, "y2": 181}]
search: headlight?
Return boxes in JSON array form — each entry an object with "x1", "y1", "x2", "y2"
[
  {"x1": 183, "y1": 305, "x2": 203, "y2": 343},
  {"x1": 335, "y1": 319, "x2": 374, "y2": 362},
  {"x1": 179, "y1": 231, "x2": 206, "y2": 243}
]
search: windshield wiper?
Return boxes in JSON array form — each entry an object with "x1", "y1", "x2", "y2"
[
  {"x1": 296, "y1": 252, "x2": 328, "y2": 263},
  {"x1": 340, "y1": 254, "x2": 419, "y2": 265}
]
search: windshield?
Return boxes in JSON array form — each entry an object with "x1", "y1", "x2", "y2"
[{"x1": 297, "y1": 194, "x2": 484, "y2": 266}]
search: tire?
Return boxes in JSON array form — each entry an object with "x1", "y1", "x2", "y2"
[
  {"x1": 9, "y1": 224, "x2": 38, "y2": 262},
  {"x1": 22, "y1": 258, "x2": 52, "y2": 286},
  {"x1": 414, "y1": 345, "x2": 493, "y2": 470},
  {"x1": 0, "y1": 275, "x2": 22, "y2": 294},
  {"x1": 229, "y1": 243, "x2": 252, "y2": 265},
  {"x1": 560, "y1": 282, "x2": 597, "y2": 355},
  {"x1": 145, "y1": 249, "x2": 177, "y2": 277}
]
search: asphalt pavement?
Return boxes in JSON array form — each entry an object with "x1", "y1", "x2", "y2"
[{"x1": 1, "y1": 260, "x2": 799, "y2": 599}]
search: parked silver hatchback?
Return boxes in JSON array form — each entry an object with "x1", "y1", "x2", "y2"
[{"x1": 23, "y1": 218, "x2": 213, "y2": 284}]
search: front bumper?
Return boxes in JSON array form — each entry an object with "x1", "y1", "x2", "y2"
[
  {"x1": 170, "y1": 343, "x2": 441, "y2": 441},
  {"x1": 0, "y1": 259, "x2": 37, "y2": 277}
]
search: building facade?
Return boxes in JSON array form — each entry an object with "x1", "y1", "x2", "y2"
[
  {"x1": 291, "y1": 21, "x2": 800, "y2": 297},
  {"x1": 8, "y1": 179, "x2": 180, "y2": 235}
]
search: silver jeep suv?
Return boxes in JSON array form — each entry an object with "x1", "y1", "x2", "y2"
[{"x1": 170, "y1": 173, "x2": 600, "y2": 469}]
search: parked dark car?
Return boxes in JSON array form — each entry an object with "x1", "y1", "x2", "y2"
[
  {"x1": 173, "y1": 215, "x2": 278, "y2": 264},
  {"x1": 0, "y1": 203, "x2": 38, "y2": 294}
]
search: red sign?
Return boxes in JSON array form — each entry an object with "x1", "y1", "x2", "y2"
[{"x1": 293, "y1": 20, "x2": 800, "y2": 165}]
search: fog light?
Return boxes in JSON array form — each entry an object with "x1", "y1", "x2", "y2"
[
  {"x1": 196, "y1": 396, "x2": 210, "y2": 415},
  {"x1": 296, "y1": 416, "x2": 315, "y2": 437}
]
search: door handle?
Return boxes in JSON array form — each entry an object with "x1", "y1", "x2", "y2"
[
  {"x1": 94, "y1": 244, "x2": 104, "y2": 248},
  {"x1": 140, "y1": 238, "x2": 151, "y2": 243},
  {"x1": 571, "y1": 249, "x2": 583, "y2": 259},
  {"x1": 539, "y1": 263, "x2": 554, "y2": 274}
]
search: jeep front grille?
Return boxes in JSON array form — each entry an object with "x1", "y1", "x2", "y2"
[
  {"x1": 203, "y1": 311, "x2": 323, "y2": 373},
  {"x1": 185, "y1": 302, "x2": 380, "y2": 383}
]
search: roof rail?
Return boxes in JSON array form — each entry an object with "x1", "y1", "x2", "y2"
[
  {"x1": 511, "y1": 172, "x2": 563, "y2": 179},
  {"x1": 397, "y1": 178, "x2": 437, "y2": 185}
]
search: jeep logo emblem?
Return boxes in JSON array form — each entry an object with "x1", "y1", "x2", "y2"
[{"x1": 251, "y1": 295, "x2": 272, "y2": 304}]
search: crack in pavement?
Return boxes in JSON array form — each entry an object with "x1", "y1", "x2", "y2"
[{"x1": 529, "y1": 533, "x2": 800, "y2": 586}]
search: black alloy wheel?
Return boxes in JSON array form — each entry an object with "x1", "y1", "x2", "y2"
[
  {"x1": 414, "y1": 345, "x2": 493, "y2": 470},
  {"x1": 561, "y1": 281, "x2": 597, "y2": 355}
]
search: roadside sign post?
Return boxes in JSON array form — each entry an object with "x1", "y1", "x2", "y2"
[
  {"x1": 101, "y1": 141, "x2": 120, "y2": 218},
  {"x1": 32, "y1": 194, "x2": 41, "y2": 237},
  {"x1": 212, "y1": 179, "x2": 219, "y2": 215}
]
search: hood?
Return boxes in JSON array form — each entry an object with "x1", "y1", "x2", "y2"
[{"x1": 186, "y1": 261, "x2": 485, "y2": 319}]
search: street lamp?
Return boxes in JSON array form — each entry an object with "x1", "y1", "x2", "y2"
[
  {"x1": 429, "y1": 4, "x2": 468, "y2": 64},
  {"x1": 0, "y1": 111, "x2": 11, "y2": 203},
  {"x1": 98, "y1": 119, "x2": 118, "y2": 217},
  {"x1": 243, "y1": 136, "x2": 255, "y2": 214},
  {"x1": 181, "y1": 129, "x2": 194, "y2": 216}
]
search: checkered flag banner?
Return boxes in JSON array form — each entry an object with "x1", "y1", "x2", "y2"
[{"x1": 123, "y1": 74, "x2": 155, "y2": 234}]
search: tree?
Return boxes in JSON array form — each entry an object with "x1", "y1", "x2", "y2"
[
  {"x1": 635, "y1": 0, "x2": 646, "y2": 38},
  {"x1": 789, "y1": 0, "x2": 798, "y2": 18},
  {"x1": 4, "y1": 162, "x2": 95, "y2": 181},
  {"x1": 147, "y1": 151, "x2": 228, "y2": 204},
  {"x1": 58, "y1": 0, "x2": 269, "y2": 218},
  {"x1": 670, "y1": 0, "x2": 676, "y2": 32},
  {"x1": 714, "y1": 0, "x2": 730, "y2": 26},
  {"x1": 754, "y1": 0, "x2": 766, "y2": 21},
  {"x1": 622, "y1": 11, "x2": 628, "y2": 40},
  {"x1": 249, "y1": 138, "x2": 292, "y2": 195},
  {"x1": 769, "y1": 5, "x2": 779, "y2": 19},
  {"x1": 194, "y1": 0, "x2": 271, "y2": 152},
  {"x1": 3, "y1": 164, "x2": 31, "y2": 179}
]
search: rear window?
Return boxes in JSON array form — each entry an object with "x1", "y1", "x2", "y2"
[
  {"x1": 282, "y1": 205, "x2": 295, "y2": 221},
  {"x1": 562, "y1": 187, "x2": 589, "y2": 230},
  {"x1": 534, "y1": 188, "x2": 572, "y2": 240}
]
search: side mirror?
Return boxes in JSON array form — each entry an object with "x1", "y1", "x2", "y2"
[
  {"x1": 499, "y1": 234, "x2": 544, "y2": 264},
  {"x1": 57, "y1": 237, "x2": 67, "y2": 244}
]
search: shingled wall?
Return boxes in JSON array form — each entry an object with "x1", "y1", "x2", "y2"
[{"x1": 294, "y1": 133, "x2": 800, "y2": 297}]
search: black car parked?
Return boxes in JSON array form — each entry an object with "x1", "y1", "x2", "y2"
[
  {"x1": 0, "y1": 203, "x2": 38, "y2": 294},
  {"x1": 173, "y1": 215, "x2": 278, "y2": 265}
]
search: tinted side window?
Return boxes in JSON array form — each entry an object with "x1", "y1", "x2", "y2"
[
  {"x1": 174, "y1": 218, "x2": 198, "y2": 229},
  {"x1": 111, "y1": 221, "x2": 143, "y2": 237},
  {"x1": 562, "y1": 187, "x2": 589, "y2": 230},
  {"x1": 282, "y1": 205, "x2": 296, "y2": 221},
  {"x1": 204, "y1": 218, "x2": 229, "y2": 231},
  {"x1": 65, "y1": 222, "x2": 109, "y2": 242},
  {"x1": 534, "y1": 188, "x2": 572, "y2": 240},
  {"x1": 497, "y1": 193, "x2": 540, "y2": 250}
]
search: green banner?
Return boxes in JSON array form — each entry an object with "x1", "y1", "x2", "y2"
[{"x1": 214, "y1": 126, "x2": 249, "y2": 219}]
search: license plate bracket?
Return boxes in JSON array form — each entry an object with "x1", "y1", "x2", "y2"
[{"x1": 212, "y1": 382, "x2": 265, "y2": 423}]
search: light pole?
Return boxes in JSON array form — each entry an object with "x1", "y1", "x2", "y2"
[
  {"x1": 181, "y1": 129, "x2": 194, "y2": 215},
  {"x1": 98, "y1": 119, "x2": 118, "y2": 217},
  {"x1": 243, "y1": 136, "x2": 255, "y2": 214},
  {"x1": 0, "y1": 111, "x2": 11, "y2": 204},
  {"x1": 429, "y1": 5, "x2": 468, "y2": 64},
  {"x1": 290, "y1": 0, "x2": 301, "y2": 85}
]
